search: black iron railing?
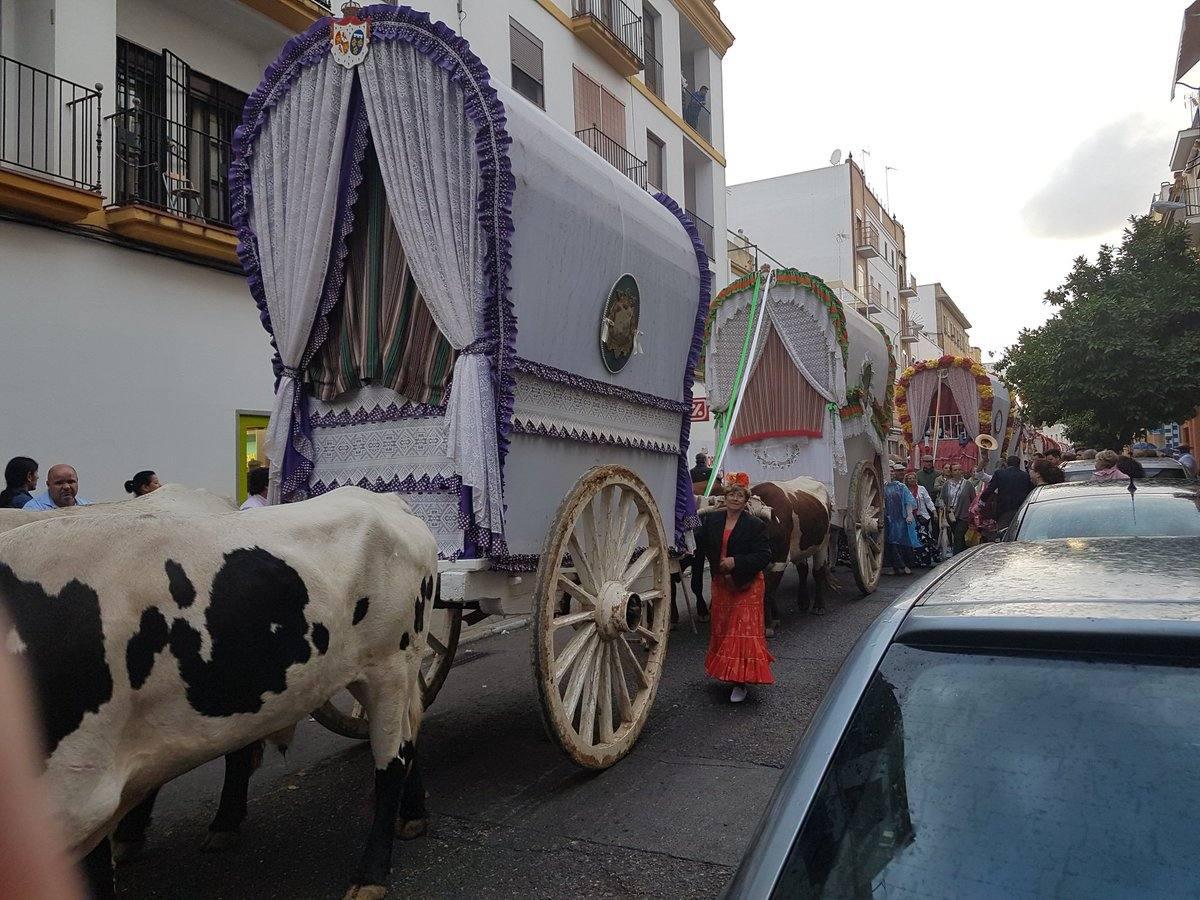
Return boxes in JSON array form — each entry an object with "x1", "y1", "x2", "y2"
[
  {"x1": 644, "y1": 49, "x2": 664, "y2": 99},
  {"x1": 856, "y1": 220, "x2": 881, "y2": 254},
  {"x1": 682, "y1": 83, "x2": 711, "y2": 141},
  {"x1": 576, "y1": 126, "x2": 646, "y2": 189},
  {"x1": 108, "y1": 104, "x2": 234, "y2": 225},
  {"x1": 0, "y1": 54, "x2": 102, "y2": 191},
  {"x1": 1185, "y1": 186, "x2": 1200, "y2": 217},
  {"x1": 573, "y1": 0, "x2": 644, "y2": 66},
  {"x1": 686, "y1": 208, "x2": 714, "y2": 260}
]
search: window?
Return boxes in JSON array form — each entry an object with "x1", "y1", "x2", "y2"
[
  {"x1": 573, "y1": 67, "x2": 626, "y2": 144},
  {"x1": 642, "y1": 3, "x2": 663, "y2": 98},
  {"x1": 646, "y1": 131, "x2": 665, "y2": 192},
  {"x1": 509, "y1": 19, "x2": 544, "y2": 109}
]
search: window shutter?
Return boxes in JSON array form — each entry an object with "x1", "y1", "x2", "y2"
[
  {"x1": 574, "y1": 67, "x2": 602, "y2": 133},
  {"x1": 600, "y1": 87, "x2": 625, "y2": 147},
  {"x1": 510, "y1": 19, "x2": 543, "y2": 84}
]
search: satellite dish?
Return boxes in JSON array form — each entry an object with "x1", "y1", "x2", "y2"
[{"x1": 830, "y1": 149, "x2": 842, "y2": 166}]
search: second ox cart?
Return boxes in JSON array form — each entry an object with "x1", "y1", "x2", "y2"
[
  {"x1": 232, "y1": 5, "x2": 711, "y2": 769},
  {"x1": 702, "y1": 268, "x2": 897, "y2": 596}
]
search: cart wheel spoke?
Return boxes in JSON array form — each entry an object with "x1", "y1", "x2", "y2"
[
  {"x1": 597, "y1": 643, "x2": 614, "y2": 744},
  {"x1": 634, "y1": 624, "x2": 659, "y2": 645},
  {"x1": 569, "y1": 533, "x2": 599, "y2": 594},
  {"x1": 615, "y1": 634, "x2": 649, "y2": 689},
  {"x1": 426, "y1": 634, "x2": 448, "y2": 656},
  {"x1": 610, "y1": 641, "x2": 633, "y2": 723},
  {"x1": 579, "y1": 641, "x2": 603, "y2": 743},
  {"x1": 562, "y1": 631, "x2": 600, "y2": 718},
  {"x1": 552, "y1": 609, "x2": 594, "y2": 631},
  {"x1": 554, "y1": 623, "x2": 597, "y2": 684},
  {"x1": 557, "y1": 573, "x2": 597, "y2": 608},
  {"x1": 622, "y1": 546, "x2": 659, "y2": 586}
]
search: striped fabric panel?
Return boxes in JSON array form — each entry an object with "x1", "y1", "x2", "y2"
[
  {"x1": 309, "y1": 143, "x2": 457, "y2": 405},
  {"x1": 730, "y1": 328, "x2": 825, "y2": 445}
]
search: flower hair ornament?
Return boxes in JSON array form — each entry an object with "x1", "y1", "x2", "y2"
[{"x1": 723, "y1": 472, "x2": 750, "y2": 489}]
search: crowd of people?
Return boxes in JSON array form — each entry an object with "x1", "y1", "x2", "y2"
[
  {"x1": 0, "y1": 456, "x2": 274, "y2": 511},
  {"x1": 880, "y1": 441, "x2": 1197, "y2": 575}
]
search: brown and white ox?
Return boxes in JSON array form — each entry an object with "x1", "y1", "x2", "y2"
[
  {"x1": 697, "y1": 476, "x2": 835, "y2": 630},
  {"x1": 0, "y1": 486, "x2": 437, "y2": 900}
]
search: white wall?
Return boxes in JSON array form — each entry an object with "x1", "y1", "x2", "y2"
[
  {"x1": 0, "y1": 221, "x2": 275, "y2": 501},
  {"x1": 727, "y1": 164, "x2": 851, "y2": 282}
]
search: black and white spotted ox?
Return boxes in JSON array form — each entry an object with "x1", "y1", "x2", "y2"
[{"x1": 0, "y1": 486, "x2": 437, "y2": 900}]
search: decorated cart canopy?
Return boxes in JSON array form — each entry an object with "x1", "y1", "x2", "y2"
[
  {"x1": 230, "y1": 5, "x2": 708, "y2": 563},
  {"x1": 705, "y1": 270, "x2": 893, "y2": 492},
  {"x1": 896, "y1": 355, "x2": 1010, "y2": 474},
  {"x1": 704, "y1": 269, "x2": 893, "y2": 594}
]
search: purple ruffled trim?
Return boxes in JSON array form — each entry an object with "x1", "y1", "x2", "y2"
[
  {"x1": 654, "y1": 193, "x2": 712, "y2": 547},
  {"x1": 230, "y1": 6, "x2": 517, "y2": 558},
  {"x1": 309, "y1": 473, "x2": 462, "y2": 496},
  {"x1": 310, "y1": 400, "x2": 448, "y2": 428},
  {"x1": 513, "y1": 357, "x2": 690, "y2": 414},
  {"x1": 510, "y1": 419, "x2": 679, "y2": 454}
]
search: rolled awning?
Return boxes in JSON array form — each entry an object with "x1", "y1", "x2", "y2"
[{"x1": 1172, "y1": 1, "x2": 1200, "y2": 99}]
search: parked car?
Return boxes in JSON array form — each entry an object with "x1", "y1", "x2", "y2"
[
  {"x1": 726, "y1": 538, "x2": 1200, "y2": 898},
  {"x1": 1004, "y1": 482, "x2": 1200, "y2": 541},
  {"x1": 1062, "y1": 457, "x2": 1194, "y2": 482}
]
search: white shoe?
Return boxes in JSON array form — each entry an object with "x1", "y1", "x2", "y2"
[{"x1": 730, "y1": 685, "x2": 748, "y2": 703}]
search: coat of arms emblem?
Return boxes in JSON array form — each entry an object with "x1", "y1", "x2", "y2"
[{"x1": 331, "y1": 8, "x2": 370, "y2": 69}]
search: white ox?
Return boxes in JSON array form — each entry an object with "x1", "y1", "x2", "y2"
[{"x1": 0, "y1": 486, "x2": 437, "y2": 900}]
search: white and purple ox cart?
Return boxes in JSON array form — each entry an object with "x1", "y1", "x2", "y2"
[{"x1": 233, "y1": 5, "x2": 710, "y2": 769}]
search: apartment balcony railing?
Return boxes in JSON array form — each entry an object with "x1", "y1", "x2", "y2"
[
  {"x1": 575, "y1": 126, "x2": 646, "y2": 189},
  {"x1": 643, "y1": 49, "x2": 664, "y2": 100},
  {"x1": 899, "y1": 274, "x2": 918, "y2": 298},
  {"x1": 108, "y1": 105, "x2": 234, "y2": 226},
  {"x1": 867, "y1": 282, "x2": 883, "y2": 313},
  {"x1": 0, "y1": 53, "x2": 102, "y2": 191},
  {"x1": 1185, "y1": 186, "x2": 1200, "y2": 218},
  {"x1": 682, "y1": 83, "x2": 712, "y2": 142},
  {"x1": 855, "y1": 220, "x2": 881, "y2": 257},
  {"x1": 686, "y1": 207, "x2": 714, "y2": 261},
  {"x1": 572, "y1": 0, "x2": 644, "y2": 77}
]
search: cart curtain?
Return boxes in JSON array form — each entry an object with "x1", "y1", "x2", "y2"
[
  {"x1": 249, "y1": 62, "x2": 355, "y2": 502},
  {"x1": 905, "y1": 372, "x2": 940, "y2": 448},
  {"x1": 942, "y1": 365, "x2": 981, "y2": 440},
  {"x1": 360, "y1": 41, "x2": 503, "y2": 540},
  {"x1": 307, "y1": 142, "x2": 458, "y2": 406}
]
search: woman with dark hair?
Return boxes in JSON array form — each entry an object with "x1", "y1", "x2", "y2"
[
  {"x1": 124, "y1": 471, "x2": 161, "y2": 496},
  {"x1": 1031, "y1": 458, "x2": 1066, "y2": 486},
  {"x1": 0, "y1": 457, "x2": 38, "y2": 509},
  {"x1": 697, "y1": 473, "x2": 774, "y2": 703}
]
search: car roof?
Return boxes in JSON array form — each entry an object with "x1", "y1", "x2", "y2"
[
  {"x1": 1063, "y1": 458, "x2": 1183, "y2": 470},
  {"x1": 896, "y1": 538, "x2": 1200, "y2": 653},
  {"x1": 1027, "y1": 481, "x2": 1200, "y2": 501}
]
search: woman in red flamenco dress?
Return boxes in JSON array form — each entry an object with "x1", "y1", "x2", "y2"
[{"x1": 697, "y1": 475, "x2": 775, "y2": 702}]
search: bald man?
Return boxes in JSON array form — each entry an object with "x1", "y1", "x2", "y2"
[{"x1": 22, "y1": 464, "x2": 90, "y2": 510}]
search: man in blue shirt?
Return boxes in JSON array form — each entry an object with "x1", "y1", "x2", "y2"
[{"x1": 22, "y1": 464, "x2": 90, "y2": 510}]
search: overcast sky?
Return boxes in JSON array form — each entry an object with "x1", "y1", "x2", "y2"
[{"x1": 719, "y1": 1, "x2": 1191, "y2": 360}]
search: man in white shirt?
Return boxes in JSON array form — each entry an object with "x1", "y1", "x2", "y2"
[{"x1": 240, "y1": 466, "x2": 269, "y2": 510}]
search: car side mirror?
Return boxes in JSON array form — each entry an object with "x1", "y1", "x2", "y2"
[{"x1": 993, "y1": 528, "x2": 1008, "y2": 542}]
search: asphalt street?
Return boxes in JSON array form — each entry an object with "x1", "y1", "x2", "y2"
[{"x1": 116, "y1": 568, "x2": 917, "y2": 899}]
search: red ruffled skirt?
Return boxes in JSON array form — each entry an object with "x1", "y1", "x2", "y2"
[{"x1": 705, "y1": 571, "x2": 775, "y2": 685}]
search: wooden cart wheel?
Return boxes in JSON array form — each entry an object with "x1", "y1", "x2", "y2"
[
  {"x1": 847, "y1": 459, "x2": 884, "y2": 596},
  {"x1": 311, "y1": 606, "x2": 463, "y2": 740},
  {"x1": 531, "y1": 465, "x2": 672, "y2": 770}
]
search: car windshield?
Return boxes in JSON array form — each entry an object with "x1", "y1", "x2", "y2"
[
  {"x1": 773, "y1": 645, "x2": 1200, "y2": 898},
  {"x1": 1015, "y1": 492, "x2": 1200, "y2": 539},
  {"x1": 1063, "y1": 464, "x2": 1186, "y2": 483}
]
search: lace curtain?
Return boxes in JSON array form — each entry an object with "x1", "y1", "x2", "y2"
[
  {"x1": 361, "y1": 42, "x2": 502, "y2": 539},
  {"x1": 905, "y1": 370, "x2": 940, "y2": 446},
  {"x1": 249, "y1": 62, "x2": 355, "y2": 502},
  {"x1": 942, "y1": 367, "x2": 981, "y2": 439}
]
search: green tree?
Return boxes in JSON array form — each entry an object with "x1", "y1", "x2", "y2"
[{"x1": 998, "y1": 216, "x2": 1200, "y2": 448}]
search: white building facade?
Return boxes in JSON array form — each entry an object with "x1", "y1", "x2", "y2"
[{"x1": 0, "y1": 0, "x2": 732, "y2": 502}]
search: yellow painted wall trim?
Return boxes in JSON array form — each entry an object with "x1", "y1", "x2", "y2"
[
  {"x1": 675, "y1": 0, "x2": 735, "y2": 57},
  {"x1": 105, "y1": 205, "x2": 240, "y2": 264},
  {"x1": 236, "y1": 0, "x2": 324, "y2": 32},
  {"x1": 0, "y1": 169, "x2": 104, "y2": 223},
  {"x1": 628, "y1": 77, "x2": 725, "y2": 167},
  {"x1": 532, "y1": 0, "x2": 573, "y2": 29}
]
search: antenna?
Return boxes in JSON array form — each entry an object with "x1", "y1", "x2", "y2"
[{"x1": 829, "y1": 149, "x2": 842, "y2": 166}]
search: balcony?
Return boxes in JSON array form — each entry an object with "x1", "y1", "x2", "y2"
[
  {"x1": 855, "y1": 220, "x2": 881, "y2": 258},
  {"x1": 682, "y1": 83, "x2": 712, "y2": 142},
  {"x1": 899, "y1": 274, "x2": 918, "y2": 299},
  {"x1": 900, "y1": 325, "x2": 920, "y2": 344},
  {"x1": 866, "y1": 283, "x2": 883, "y2": 315},
  {"x1": 576, "y1": 127, "x2": 647, "y2": 189},
  {"x1": 686, "y1": 207, "x2": 714, "y2": 261},
  {"x1": 105, "y1": 105, "x2": 238, "y2": 263},
  {"x1": 0, "y1": 53, "x2": 104, "y2": 222},
  {"x1": 571, "y1": 0, "x2": 644, "y2": 78}
]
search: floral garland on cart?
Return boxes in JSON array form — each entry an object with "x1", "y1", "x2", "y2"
[
  {"x1": 895, "y1": 355, "x2": 993, "y2": 447},
  {"x1": 839, "y1": 323, "x2": 896, "y2": 450}
]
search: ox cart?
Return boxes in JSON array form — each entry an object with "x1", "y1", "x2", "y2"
[
  {"x1": 896, "y1": 355, "x2": 1012, "y2": 475},
  {"x1": 702, "y1": 269, "x2": 895, "y2": 595},
  {"x1": 232, "y1": 5, "x2": 709, "y2": 769}
]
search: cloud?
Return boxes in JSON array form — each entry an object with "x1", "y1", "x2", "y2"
[{"x1": 1021, "y1": 114, "x2": 1169, "y2": 240}]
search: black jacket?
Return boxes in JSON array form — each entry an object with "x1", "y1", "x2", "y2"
[
  {"x1": 696, "y1": 510, "x2": 773, "y2": 589},
  {"x1": 982, "y1": 466, "x2": 1033, "y2": 516}
]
